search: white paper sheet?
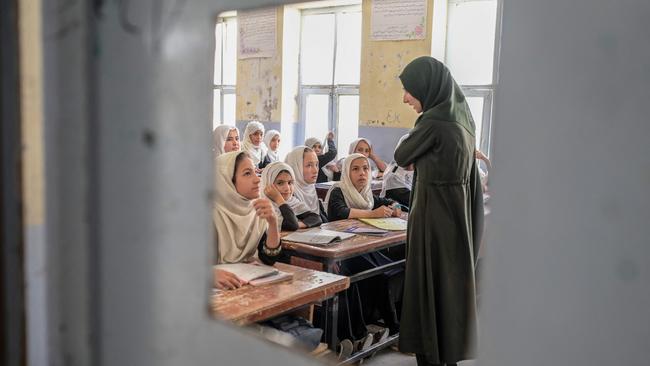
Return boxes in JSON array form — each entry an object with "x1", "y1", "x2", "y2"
[
  {"x1": 371, "y1": 0, "x2": 428, "y2": 41},
  {"x1": 238, "y1": 7, "x2": 277, "y2": 59}
]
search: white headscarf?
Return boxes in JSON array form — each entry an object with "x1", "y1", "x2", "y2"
[
  {"x1": 213, "y1": 151, "x2": 268, "y2": 264},
  {"x1": 348, "y1": 138, "x2": 372, "y2": 155},
  {"x1": 324, "y1": 153, "x2": 375, "y2": 211},
  {"x1": 348, "y1": 137, "x2": 380, "y2": 178},
  {"x1": 306, "y1": 136, "x2": 336, "y2": 179},
  {"x1": 213, "y1": 125, "x2": 239, "y2": 157},
  {"x1": 304, "y1": 137, "x2": 321, "y2": 150},
  {"x1": 284, "y1": 146, "x2": 321, "y2": 215},
  {"x1": 261, "y1": 162, "x2": 311, "y2": 228},
  {"x1": 263, "y1": 130, "x2": 281, "y2": 163},
  {"x1": 381, "y1": 134, "x2": 414, "y2": 197},
  {"x1": 242, "y1": 121, "x2": 267, "y2": 166}
]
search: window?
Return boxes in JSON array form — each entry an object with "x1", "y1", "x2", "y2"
[
  {"x1": 213, "y1": 14, "x2": 238, "y2": 128},
  {"x1": 437, "y1": 0, "x2": 501, "y2": 155},
  {"x1": 299, "y1": 4, "x2": 362, "y2": 153}
]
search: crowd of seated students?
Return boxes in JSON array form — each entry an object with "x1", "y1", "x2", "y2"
[{"x1": 211, "y1": 122, "x2": 491, "y2": 359}]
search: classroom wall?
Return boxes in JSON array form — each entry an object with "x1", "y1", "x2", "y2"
[
  {"x1": 358, "y1": 0, "x2": 433, "y2": 130},
  {"x1": 233, "y1": 1, "x2": 439, "y2": 162},
  {"x1": 356, "y1": 0, "x2": 435, "y2": 161},
  {"x1": 236, "y1": 7, "x2": 285, "y2": 123}
]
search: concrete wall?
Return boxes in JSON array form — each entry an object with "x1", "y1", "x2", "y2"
[
  {"x1": 480, "y1": 0, "x2": 650, "y2": 365},
  {"x1": 37, "y1": 0, "x2": 318, "y2": 364}
]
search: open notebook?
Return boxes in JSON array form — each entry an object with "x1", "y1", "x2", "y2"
[
  {"x1": 282, "y1": 228, "x2": 355, "y2": 246},
  {"x1": 214, "y1": 263, "x2": 293, "y2": 286}
]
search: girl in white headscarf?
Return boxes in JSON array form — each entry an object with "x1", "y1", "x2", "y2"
[
  {"x1": 261, "y1": 162, "x2": 322, "y2": 231},
  {"x1": 284, "y1": 146, "x2": 328, "y2": 223},
  {"x1": 348, "y1": 138, "x2": 387, "y2": 179},
  {"x1": 323, "y1": 154, "x2": 405, "y2": 349},
  {"x1": 242, "y1": 121, "x2": 270, "y2": 169},
  {"x1": 263, "y1": 130, "x2": 282, "y2": 163},
  {"x1": 305, "y1": 131, "x2": 338, "y2": 183},
  {"x1": 212, "y1": 151, "x2": 282, "y2": 290},
  {"x1": 380, "y1": 134, "x2": 414, "y2": 207},
  {"x1": 212, "y1": 125, "x2": 240, "y2": 157},
  {"x1": 324, "y1": 154, "x2": 401, "y2": 221}
]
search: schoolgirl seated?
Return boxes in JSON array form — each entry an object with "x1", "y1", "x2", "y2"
[
  {"x1": 326, "y1": 153, "x2": 402, "y2": 222},
  {"x1": 263, "y1": 129, "x2": 282, "y2": 164},
  {"x1": 213, "y1": 152, "x2": 324, "y2": 352},
  {"x1": 305, "y1": 132, "x2": 338, "y2": 183},
  {"x1": 347, "y1": 138, "x2": 387, "y2": 179},
  {"x1": 380, "y1": 134, "x2": 414, "y2": 207},
  {"x1": 212, "y1": 124, "x2": 240, "y2": 157},
  {"x1": 242, "y1": 121, "x2": 271, "y2": 171},
  {"x1": 261, "y1": 162, "x2": 322, "y2": 231},
  {"x1": 212, "y1": 151, "x2": 282, "y2": 290},
  {"x1": 322, "y1": 153, "x2": 405, "y2": 353},
  {"x1": 284, "y1": 146, "x2": 328, "y2": 223}
]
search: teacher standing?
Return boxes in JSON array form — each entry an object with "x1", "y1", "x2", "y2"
[{"x1": 394, "y1": 56, "x2": 484, "y2": 366}]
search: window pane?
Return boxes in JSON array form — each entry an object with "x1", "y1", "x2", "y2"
[
  {"x1": 305, "y1": 94, "x2": 330, "y2": 141},
  {"x1": 335, "y1": 12, "x2": 362, "y2": 85},
  {"x1": 222, "y1": 17, "x2": 238, "y2": 85},
  {"x1": 214, "y1": 22, "x2": 223, "y2": 85},
  {"x1": 223, "y1": 93, "x2": 236, "y2": 125},
  {"x1": 301, "y1": 14, "x2": 335, "y2": 85},
  {"x1": 213, "y1": 89, "x2": 222, "y2": 128},
  {"x1": 446, "y1": 0, "x2": 498, "y2": 85},
  {"x1": 337, "y1": 95, "x2": 359, "y2": 154},
  {"x1": 466, "y1": 96, "x2": 484, "y2": 149}
]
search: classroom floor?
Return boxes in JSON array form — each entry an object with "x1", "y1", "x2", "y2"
[{"x1": 361, "y1": 349, "x2": 477, "y2": 366}]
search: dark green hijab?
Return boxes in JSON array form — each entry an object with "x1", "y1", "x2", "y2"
[{"x1": 399, "y1": 56, "x2": 476, "y2": 136}]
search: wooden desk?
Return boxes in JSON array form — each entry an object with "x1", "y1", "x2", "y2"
[
  {"x1": 212, "y1": 262, "x2": 349, "y2": 325},
  {"x1": 281, "y1": 218, "x2": 407, "y2": 355},
  {"x1": 282, "y1": 218, "x2": 407, "y2": 271}
]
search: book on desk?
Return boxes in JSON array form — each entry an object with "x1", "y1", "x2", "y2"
[
  {"x1": 342, "y1": 225, "x2": 389, "y2": 236},
  {"x1": 214, "y1": 263, "x2": 293, "y2": 286},
  {"x1": 282, "y1": 228, "x2": 356, "y2": 246}
]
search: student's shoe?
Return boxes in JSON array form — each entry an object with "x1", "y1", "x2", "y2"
[
  {"x1": 356, "y1": 333, "x2": 374, "y2": 352},
  {"x1": 366, "y1": 324, "x2": 389, "y2": 344},
  {"x1": 338, "y1": 339, "x2": 354, "y2": 360}
]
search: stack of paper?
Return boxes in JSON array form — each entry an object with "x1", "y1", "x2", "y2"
[{"x1": 359, "y1": 218, "x2": 408, "y2": 231}]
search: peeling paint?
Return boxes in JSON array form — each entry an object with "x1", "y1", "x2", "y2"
[
  {"x1": 358, "y1": 0, "x2": 435, "y2": 129},
  {"x1": 236, "y1": 7, "x2": 284, "y2": 122}
]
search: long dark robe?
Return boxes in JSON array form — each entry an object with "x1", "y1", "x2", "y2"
[{"x1": 395, "y1": 56, "x2": 484, "y2": 363}]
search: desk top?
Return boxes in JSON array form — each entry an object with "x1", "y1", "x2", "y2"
[
  {"x1": 281, "y1": 218, "x2": 407, "y2": 260},
  {"x1": 212, "y1": 262, "x2": 349, "y2": 325}
]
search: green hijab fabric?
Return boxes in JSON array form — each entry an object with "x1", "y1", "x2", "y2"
[{"x1": 399, "y1": 56, "x2": 476, "y2": 136}]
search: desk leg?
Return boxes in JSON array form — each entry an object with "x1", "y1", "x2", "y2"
[
  {"x1": 324, "y1": 258, "x2": 339, "y2": 350},
  {"x1": 327, "y1": 294, "x2": 339, "y2": 350}
]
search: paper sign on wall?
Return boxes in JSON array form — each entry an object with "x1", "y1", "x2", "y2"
[
  {"x1": 238, "y1": 7, "x2": 277, "y2": 59},
  {"x1": 371, "y1": 0, "x2": 428, "y2": 41}
]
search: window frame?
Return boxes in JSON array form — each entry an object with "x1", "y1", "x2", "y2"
[
  {"x1": 298, "y1": 4, "x2": 362, "y2": 148},
  {"x1": 438, "y1": 0, "x2": 503, "y2": 157},
  {"x1": 214, "y1": 14, "x2": 237, "y2": 127}
]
